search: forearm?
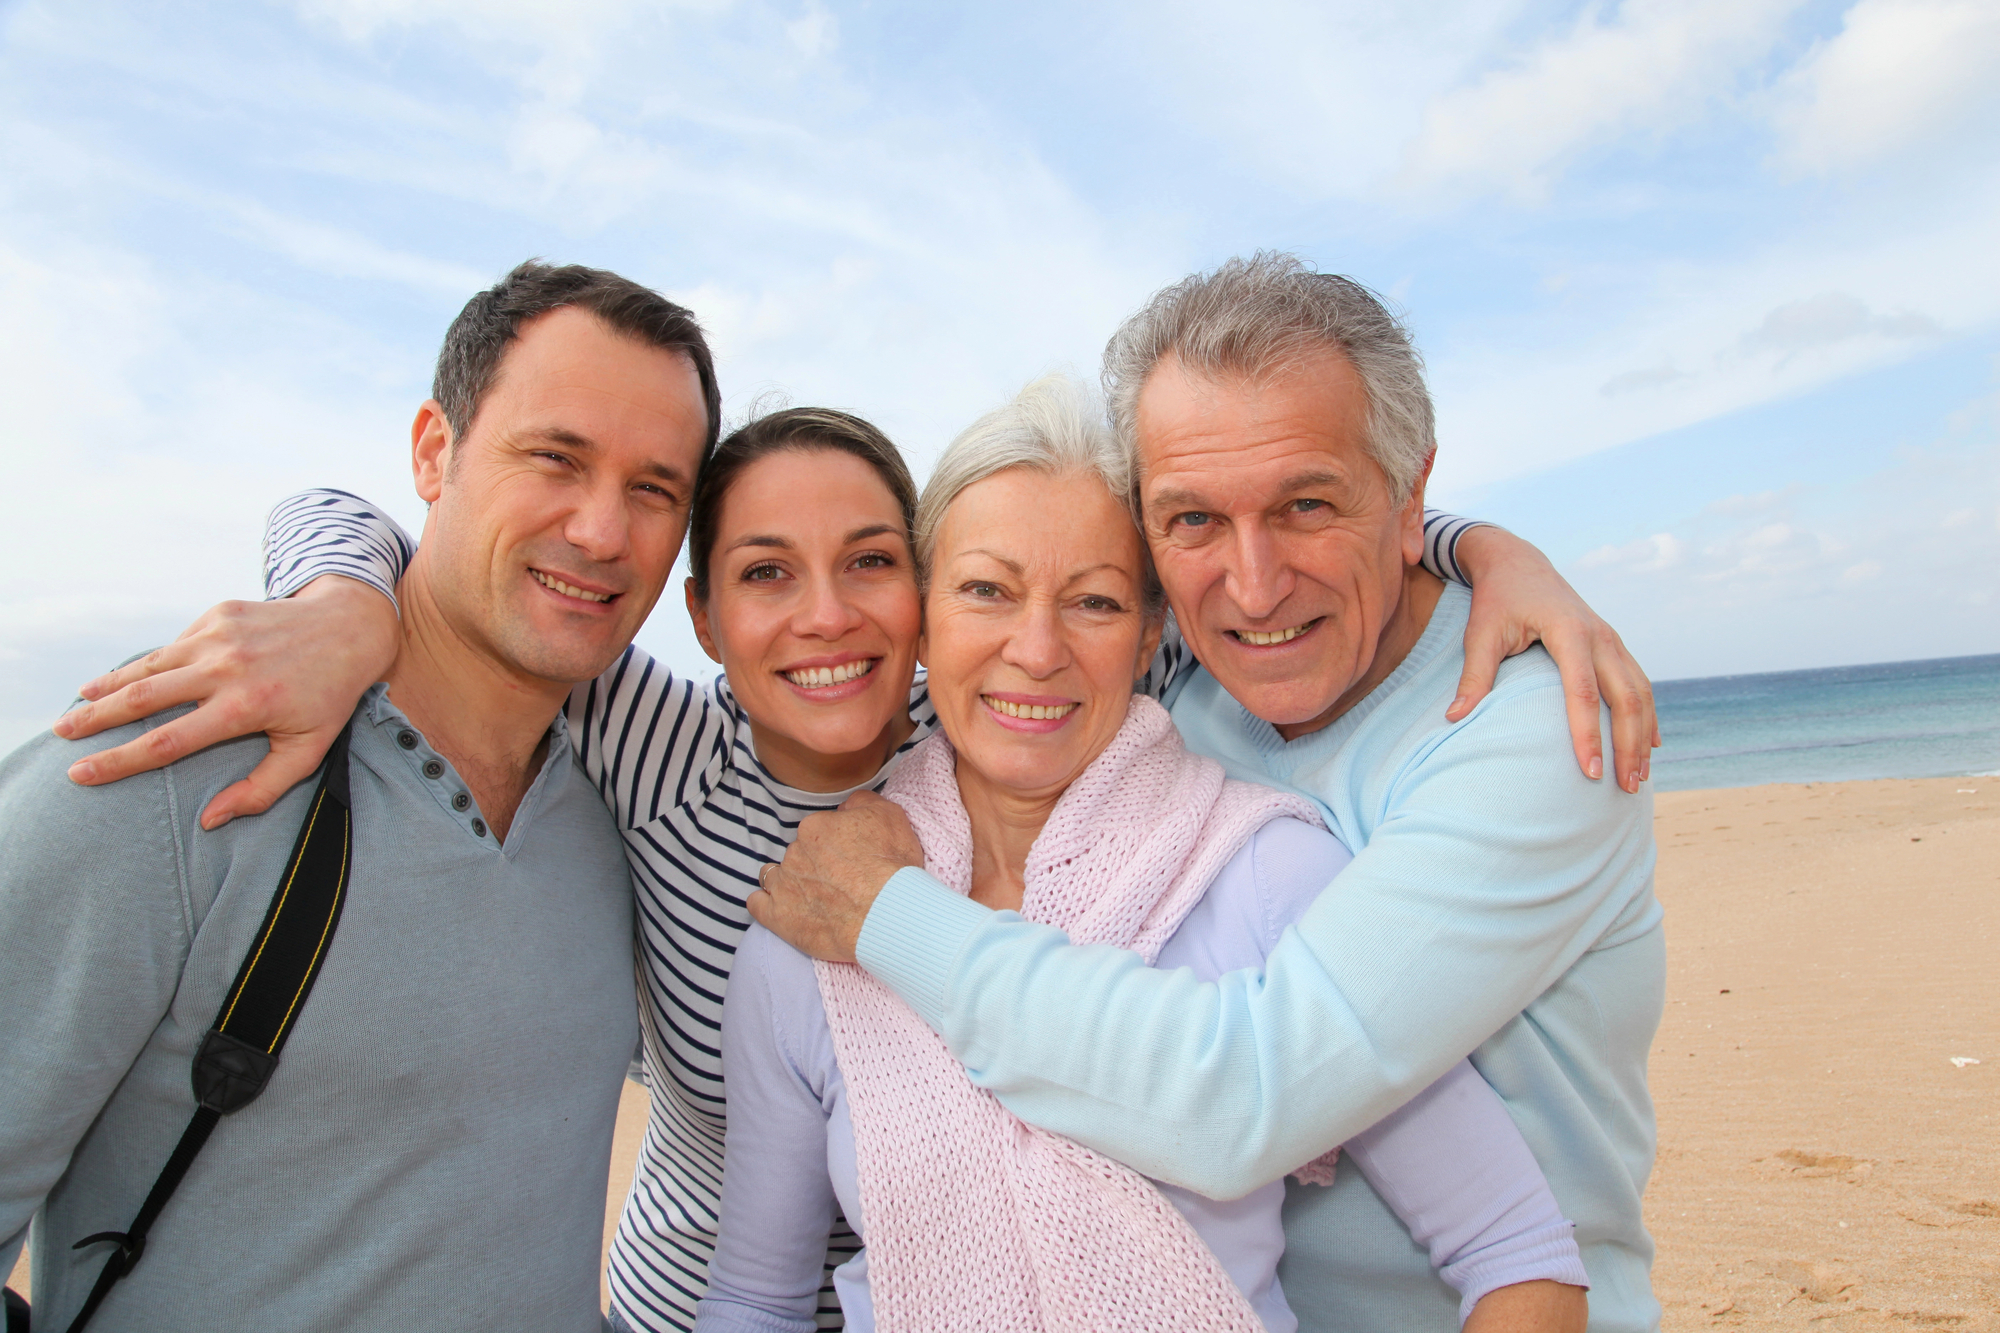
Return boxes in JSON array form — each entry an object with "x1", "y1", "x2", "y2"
[{"x1": 1462, "y1": 1280, "x2": 1588, "y2": 1333}]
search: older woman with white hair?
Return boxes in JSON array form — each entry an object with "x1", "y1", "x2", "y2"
[{"x1": 694, "y1": 374, "x2": 1590, "y2": 1333}]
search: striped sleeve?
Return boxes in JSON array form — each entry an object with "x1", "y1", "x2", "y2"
[
  {"x1": 1136, "y1": 510, "x2": 1491, "y2": 708},
  {"x1": 262, "y1": 488, "x2": 416, "y2": 608},
  {"x1": 1421, "y1": 508, "x2": 1491, "y2": 588}
]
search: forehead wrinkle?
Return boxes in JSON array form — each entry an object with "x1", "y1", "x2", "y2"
[
  {"x1": 948, "y1": 547, "x2": 1026, "y2": 576},
  {"x1": 949, "y1": 547, "x2": 1135, "y2": 591}
]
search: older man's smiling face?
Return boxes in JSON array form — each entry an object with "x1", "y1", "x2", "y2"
[{"x1": 1135, "y1": 348, "x2": 1437, "y2": 740}]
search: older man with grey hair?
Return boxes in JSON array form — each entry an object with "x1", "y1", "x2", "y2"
[{"x1": 753, "y1": 253, "x2": 1665, "y2": 1332}]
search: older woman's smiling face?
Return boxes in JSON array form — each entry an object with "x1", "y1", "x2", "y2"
[{"x1": 921, "y1": 466, "x2": 1162, "y2": 806}]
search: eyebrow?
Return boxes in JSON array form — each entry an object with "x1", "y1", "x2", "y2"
[
  {"x1": 725, "y1": 523, "x2": 907, "y2": 556},
  {"x1": 526, "y1": 426, "x2": 692, "y2": 487},
  {"x1": 950, "y1": 549, "x2": 1130, "y2": 586}
]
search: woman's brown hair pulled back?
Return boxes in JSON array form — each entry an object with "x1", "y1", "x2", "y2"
[{"x1": 687, "y1": 406, "x2": 918, "y2": 599}]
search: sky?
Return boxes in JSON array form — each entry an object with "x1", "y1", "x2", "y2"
[{"x1": 2, "y1": 0, "x2": 1996, "y2": 752}]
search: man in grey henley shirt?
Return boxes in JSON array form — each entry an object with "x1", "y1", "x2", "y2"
[{"x1": 0, "y1": 261, "x2": 717, "y2": 1331}]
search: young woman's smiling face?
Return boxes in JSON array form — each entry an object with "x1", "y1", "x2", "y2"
[{"x1": 687, "y1": 447, "x2": 922, "y2": 791}]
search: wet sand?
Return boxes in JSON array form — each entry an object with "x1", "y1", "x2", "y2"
[{"x1": 12, "y1": 776, "x2": 1996, "y2": 1324}]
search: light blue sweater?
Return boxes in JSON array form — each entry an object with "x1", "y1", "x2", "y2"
[{"x1": 853, "y1": 584, "x2": 1666, "y2": 1332}]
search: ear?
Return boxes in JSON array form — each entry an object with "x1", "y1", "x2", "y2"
[
  {"x1": 685, "y1": 577, "x2": 724, "y2": 665},
  {"x1": 1399, "y1": 450, "x2": 1435, "y2": 566},
  {"x1": 1133, "y1": 609, "x2": 1166, "y2": 685},
  {"x1": 412, "y1": 401, "x2": 453, "y2": 504}
]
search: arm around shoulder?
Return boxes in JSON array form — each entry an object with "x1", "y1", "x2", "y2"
[{"x1": 857, "y1": 668, "x2": 1655, "y2": 1201}]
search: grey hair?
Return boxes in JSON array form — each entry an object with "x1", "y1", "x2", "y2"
[
  {"x1": 916, "y1": 372, "x2": 1163, "y2": 613},
  {"x1": 1101, "y1": 251, "x2": 1435, "y2": 505}
]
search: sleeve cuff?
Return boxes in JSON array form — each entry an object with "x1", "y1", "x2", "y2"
[
  {"x1": 853, "y1": 866, "x2": 995, "y2": 1032},
  {"x1": 1447, "y1": 1220, "x2": 1591, "y2": 1324},
  {"x1": 1420, "y1": 510, "x2": 1495, "y2": 588}
]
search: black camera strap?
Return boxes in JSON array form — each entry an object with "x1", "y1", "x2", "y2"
[{"x1": 59, "y1": 722, "x2": 355, "y2": 1333}]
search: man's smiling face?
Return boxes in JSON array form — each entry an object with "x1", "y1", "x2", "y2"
[
  {"x1": 1135, "y1": 347, "x2": 1429, "y2": 738},
  {"x1": 418, "y1": 304, "x2": 709, "y2": 686}
]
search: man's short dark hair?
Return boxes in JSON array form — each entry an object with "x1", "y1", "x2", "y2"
[{"x1": 433, "y1": 260, "x2": 722, "y2": 456}]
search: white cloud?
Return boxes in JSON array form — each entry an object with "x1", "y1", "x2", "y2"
[
  {"x1": 1601, "y1": 358, "x2": 1691, "y2": 396},
  {"x1": 1776, "y1": 0, "x2": 2000, "y2": 175},
  {"x1": 1579, "y1": 532, "x2": 1685, "y2": 573},
  {"x1": 1396, "y1": 0, "x2": 1801, "y2": 201},
  {"x1": 1742, "y1": 291, "x2": 1942, "y2": 355}
]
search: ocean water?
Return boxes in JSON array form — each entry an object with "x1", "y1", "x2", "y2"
[{"x1": 1650, "y1": 653, "x2": 2000, "y2": 792}]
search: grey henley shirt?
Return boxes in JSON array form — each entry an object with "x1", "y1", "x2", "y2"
[{"x1": 0, "y1": 683, "x2": 637, "y2": 1331}]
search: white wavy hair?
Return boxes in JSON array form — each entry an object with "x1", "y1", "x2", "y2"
[{"x1": 916, "y1": 371, "x2": 1163, "y2": 613}]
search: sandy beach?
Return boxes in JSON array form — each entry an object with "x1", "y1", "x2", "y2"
[
  {"x1": 1645, "y1": 776, "x2": 1998, "y2": 1329},
  {"x1": 13, "y1": 775, "x2": 1997, "y2": 1325}
]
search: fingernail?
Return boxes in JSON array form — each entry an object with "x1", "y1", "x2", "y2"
[
  {"x1": 52, "y1": 715, "x2": 74, "y2": 738},
  {"x1": 68, "y1": 759, "x2": 96, "y2": 783},
  {"x1": 1587, "y1": 757, "x2": 1603, "y2": 781}
]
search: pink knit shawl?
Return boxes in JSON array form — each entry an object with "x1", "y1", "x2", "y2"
[{"x1": 815, "y1": 696, "x2": 1323, "y2": 1332}]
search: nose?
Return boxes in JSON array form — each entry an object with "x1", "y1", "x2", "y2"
[
  {"x1": 792, "y1": 570, "x2": 866, "y2": 641},
  {"x1": 563, "y1": 480, "x2": 634, "y2": 566},
  {"x1": 999, "y1": 597, "x2": 1069, "y2": 679},
  {"x1": 1222, "y1": 521, "x2": 1295, "y2": 622}
]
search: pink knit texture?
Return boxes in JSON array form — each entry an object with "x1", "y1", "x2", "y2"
[{"x1": 816, "y1": 697, "x2": 1324, "y2": 1332}]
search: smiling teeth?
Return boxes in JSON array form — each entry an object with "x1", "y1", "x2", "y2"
[
  {"x1": 983, "y1": 696, "x2": 1078, "y2": 721},
  {"x1": 1238, "y1": 624, "x2": 1310, "y2": 646},
  {"x1": 532, "y1": 569, "x2": 612, "y2": 603},
  {"x1": 784, "y1": 660, "x2": 877, "y2": 688}
]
